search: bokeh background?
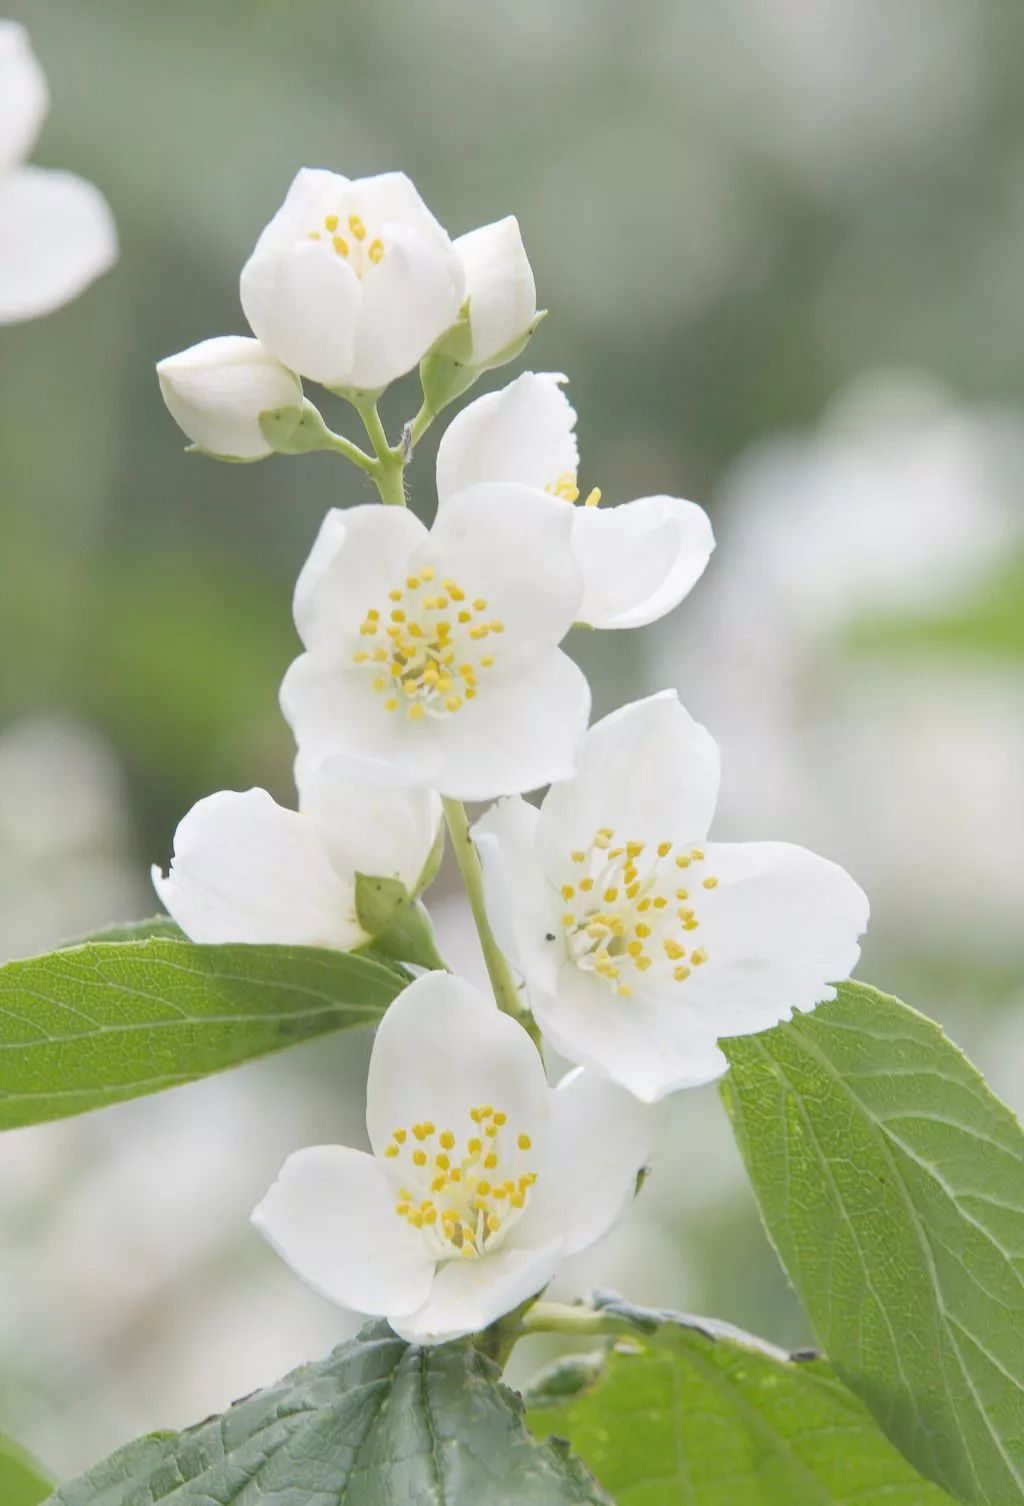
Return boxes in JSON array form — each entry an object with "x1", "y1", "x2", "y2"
[{"x1": 2, "y1": 0, "x2": 1023, "y2": 1478}]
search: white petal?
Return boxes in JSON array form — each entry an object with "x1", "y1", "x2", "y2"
[
  {"x1": 0, "y1": 21, "x2": 47, "y2": 174},
  {"x1": 683, "y1": 841, "x2": 869, "y2": 1035},
  {"x1": 427, "y1": 650, "x2": 591, "y2": 801},
  {"x1": 455, "y1": 216, "x2": 537, "y2": 366},
  {"x1": 348, "y1": 219, "x2": 463, "y2": 390},
  {"x1": 0, "y1": 166, "x2": 116, "y2": 325},
  {"x1": 537, "y1": 692, "x2": 720, "y2": 879},
  {"x1": 351, "y1": 171, "x2": 454, "y2": 258},
  {"x1": 473, "y1": 796, "x2": 561, "y2": 993},
  {"x1": 282, "y1": 652, "x2": 449, "y2": 790},
  {"x1": 252, "y1": 1145, "x2": 433, "y2": 1318},
  {"x1": 392, "y1": 1241, "x2": 561, "y2": 1345},
  {"x1": 365, "y1": 972, "x2": 550, "y2": 1163},
  {"x1": 517, "y1": 1068, "x2": 661, "y2": 1254},
  {"x1": 296, "y1": 751, "x2": 442, "y2": 891},
  {"x1": 240, "y1": 238, "x2": 361, "y2": 386},
  {"x1": 245, "y1": 167, "x2": 353, "y2": 256},
  {"x1": 573, "y1": 495, "x2": 715, "y2": 630},
  {"x1": 532, "y1": 964, "x2": 729, "y2": 1101},
  {"x1": 156, "y1": 335, "x2": 301, "y2": 461},
  {"x1": 152, "y1": 787, "x2": 364, "y2": 948},
  {"x1": 293, "y1": 504, "x2": 428, "y2": 652},
  {"x1": 419, "y1": 483, "x2": 583, "y2": 664},
  {"x1": 435, "y1": 372, "x2": 578, "y2": 506}
]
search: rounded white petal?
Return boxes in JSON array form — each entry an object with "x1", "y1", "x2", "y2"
[
  {"x1": 240, "y1": 238, "x2": 361, "y2": 386},
  {"x1": 152, "y1": 787, "x2": 364, "y2": 949},
  {"x1": 349, "y1": 220, "x2": 463, "y2": 390},
  {"x1": 683, "y1": 840, "x2": 869, "y2": 1036},
  {"x1": 365, "y1": 972, "x2": 549, "y2": 1163},
  {"x1": 351, "y1": 171, "x2": 454, "y2": 257},
  {"x1": 0, "y1": 165, "x2": 117, "y2": 325},
  {"x1": 156, "y1": 335, "x2": 301, "y2": 460},
  {"x1": 293, "y1": 504, "x2": 428, "y2": 652},
  {"x1": 282, "y1": 652, "x2": 449, "y2": 790},
  {"x1": 246, "y1": 167, "x2": 354, "y2": 256},
  {"x1": 426, "y1": 650, "x2": 591, "y2": 801},
  {"x1": 516, "y1": 1068, "x2": 661, "y2": 1254},
  {"x1": 392, "y1": 1241, "x2": 561, "y2": 1345},
  {"x1": 435, "y1": 371, "x2": 578, "y2": 507},
  {"x1": 573, "y1": 495, "x2": 715, "y2": 630},
  {"x1": 296, "y1": 751, "x2": 442, "y2": 891},
  {"x1": 0, "y1": 21, "x2": 48, "y2": 175},
  {"x1": 532, "y1": 965, "x2": 730, "y2": 1101},
  {"x1": 537, "y1": 692, "x2": 721, "y2": 879},
  {"x1": 419, "y1": 483, "x2": 583, "y2": 664},
  {"x1": 454, "y1": 215, "x2": 537, "y2": 366},
  {"x1": 252, "y1": 1145, "x2": 434, "y2": 1318},
  {"x1": 473, "y1": 796, "x2": 561, "y2": 993}
]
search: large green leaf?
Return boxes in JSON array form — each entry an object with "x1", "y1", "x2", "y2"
[
  {"x1": 0, "y1": 1433, "x2": 53, "y2": 1506},
  {"x1": 0, "y1": 936, "x2": 408, "y2": 1131},
  {"x1": 45, "y1": 1322, "x2": 609, "y2": 1506},
  {"x1": 528, "y1": 1300, "x2": 948, "y2": 1504},
  {"x1": 721, "y1": 980, "x2": 1024, "y2": 1506}
]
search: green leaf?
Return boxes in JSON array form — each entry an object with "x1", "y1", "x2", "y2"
[
  {"x1": 527, "y1": 1300, "x2": 949, "y2": 1504},
  {"x1": 45, "y1": 1321, "x2": 609, "y2": 1506},
  {"x1": 0, "y1": 937, "x2": 407, "y2": 1131},
  {"x1": 61, "y1": 915, "x2": 185, "y2": 946},
  {"x1": 354, "y1": 873, "x2": 447, "y2": 970},
  {"x1": 1, "y1": 1433, "x2": 53, "y2": 1506},
  {"x1": 721, "y1": 980, "x2": 1024, "y2": 1506}
]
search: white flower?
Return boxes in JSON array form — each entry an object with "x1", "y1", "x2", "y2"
[
  {"x1": 0, "y1": 22, "x2": 117, "y2": 324},
  {"x1": 239, "y1": 168, "x2": 464, "y2": 391},
  {"x1": 252, "y1": 971, "x2": 657, "y2": 1344},
  {"x1": 152, "y1": 754, "x2": 441, "y2": 948},
  {"x1": 435, "y1": 371, "x2": 714, "y2": 629},
  {"x1": 280, "y1": 488, "x2": 589, "y2": 801},
  {"x1": 474, "y1": 692, "x2": 868, "y2": 1102},
  {"x1": 156, "y1": 335, "x2": 302, "y2": 461},
  {"x1": 453, "y1": 216, "x2": 536, "y2": 367}
]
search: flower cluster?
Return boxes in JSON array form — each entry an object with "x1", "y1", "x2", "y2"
[{"x1": 155, "y1": 167, "x2": 868, "y2": 1345}]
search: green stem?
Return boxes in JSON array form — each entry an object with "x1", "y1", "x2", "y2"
[
  {"x1": 356, "y1": 400, "x2": 406, "y2": 505},
  {"x1": 321, "y1": 430, "x2": 379, "y2": 473},
  {"x1": 405, "y1": 399, "x2": 436, "y2": 453},
  {"x1": 519, "y1": 1302, "x2": 638, "y2": 1340},
  {"x1": 442, "y1": 796, "x2": 541, "y2": 1048}
]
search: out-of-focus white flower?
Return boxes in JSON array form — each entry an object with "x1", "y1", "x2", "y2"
[
  {"x1": 453, "y1": 216, "x2": 536, "y2": 367},
  {"x1": 0, "y1": 21, "x2": 117, "y2": 324},
  {"x1": 239, "y1": 169, "x2": 464, "y2": 391},
  {"x1": 156, "y1": 335, "x2": 302, "y2": 461},
  {"x1": 152, "y1": 756, "x2": 441, "y2": 948},
  {"x1": 280, "y1": 489, "x2": 589, "y2": 801},
  {"x1": 252, "y1": 972, "x2": 657, "y2": 1344},
  {"x1": 435, "y1": 371, "x2": 713, "y2": 629},
  {"x1": 475, "y1": 692, "x2": 868, "y2": 1102}
]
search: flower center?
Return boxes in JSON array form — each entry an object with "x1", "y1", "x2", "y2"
[
  {"x1": 384, "y1": 1105, "x2": 537, "y2": 1261},
  {"x1": 352, "y1": 565, "x2": 504, "y2": 721},
  {"x1": 559, "y1": 828, "x2": 717, "y2": 997},
  {"x1": 546, "y1": 471, "x2": 602, "y2": 508},
  {"x1": 307, "y1": 211, "x2": 385, "y2": 278}
]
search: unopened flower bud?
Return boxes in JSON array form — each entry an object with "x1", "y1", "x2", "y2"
[
  {"x1": 455, "y1": 216, "x2": 537, "y2": 368},
  {"x1": 156, "y1": 335, "x2": 302, "y2": 461}
]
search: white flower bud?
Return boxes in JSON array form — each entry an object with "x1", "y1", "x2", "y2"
[
  {"x1": 156, "y1": 335, "x2": 302, "y2": 461},
  {"x1": 455, "y1": 216, "x2": 537, "y2": 367}
]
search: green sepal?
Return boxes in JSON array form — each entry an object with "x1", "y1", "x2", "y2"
[
  {"x1": 354, "y1": 873, "x2": 447, "y2": 971},
  {"x1": 415, "y1": 818, "x2": 446, "y2": 896},
  {"x1": 418, "y1": 309, "x2": 547, "y2": 421},
  {"x1": 258, "y1": 397, "x2": 336, "y2": 454}
]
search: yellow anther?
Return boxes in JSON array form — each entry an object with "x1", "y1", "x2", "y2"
[
  {"x1": 676, "y1": 888, "x2": 689, "y2": 901},
  {"x1": 468, "y1": 1137, "x2": 482, "y2": 1154},
  {"x1": 407, "y1": 703, "x2": 425, "y2": 721},
  {"x1": 675, "y1": 854, "x2": 691, "y2": 869},
  {"x1": 353, "y1": 650, "x2": 369, "y2": 664},
  {"x1": 423, "y1": 1208, "x2": 437, "y2": 1224},
  {"x1": 373, "y1": 676, "x2": 388, "y2": 693},
  {"x1": 393, "y1": 1129, "x2": 407, "y2": 1144},
  {"x1": 396, "y1": 1202, "x2": 410, "y2": 1216},
  {"x1": 445, "y1": 695, "x2": 463, "y2": 713},
  {"x1": 663, "y1": 940, "x2": 685, "y2": 960},
  {"x1": 583, "y1": 487, "x2": 602, "y2": 507},
  {"x1": 635, "y1": 922, "x2": 651, "y2": 938},
  {"x1": 476, "y1": 1180, "x2": 491, "y2": 1196},
  {"x1": 470, "y1": 1108, "x2": 483, "y2": 1124},
  {"x1": 391, "y1": 609, "x2": 406, "y2": 623},
  {"x1": 684, "y1": 918, "x2": 700, "y2": 932},
  {"x1": 603, "y1": 887, "x2": 618, "y2": 903},
  {"x1": 485, "y1": 1122, "x2": 499, "y2": 1137},
  {"x1": 691, "y1": 948, "x2": 709, "y2": 965},
  {"x1": 484, "y1": 1152, "x2": 498, "y2": 1169},
  {"x1": 691, "y1": 848, "x2": 705, "y2": 861},
  {"x1": 384, "y1": 1144, "x2": 398, "y2": 1158},
  {"x1": 368, "y1": 238, "x2": 384, "y2": 263},
  {"x1": 571, "y1": 850, "x2": 585, "y2": 863},
  {"x1": 703, "y1": 876, "x2": 719, "y2": 890},
  {"x1": 481, "y1": 655, "x2": 495, "y2": 668},
  {"x1": 674, "y1": 965, "x2": 691, "y2": 981},
  {"x1": 618, "y1": 984, "x2": 633, "y2": 997},
  {"x1": 490, "y1": 620, "x2": 505, "y2": 633},
  {"x1": 510, "y1": 1192, "x2": 525, "y2": 1209},
  {"x1": 562, "y1": 914, "x2": 575, "y2": 927},
  {"x1": 332, "y1": 234, "x2": 349, "y2": 257},
  {"x1": 562, "y1": 885, "x2": 575, "y2": 901},
  {"x1": 405, "y1": 576, "x2": 421, "y2": 590},
  {"x1": 431, "y1": 1174, "x2": 446, "y2": 1192},
  {"x1": 324, "y1": 214, "x2": 339, "y2": 232},
  {"x1": 349, "y1": 213, "x2": 367, "y2": 240},
  {"x1": 435, "y1": 1154, "x2": 450, "y2": 1171},
  {"x1": 421, "y1": 565, "x2": 435, "y2": 580},
  {"x1": 493, "y1": 1111, "x2": 506, "y2": 1126},
  {"x1": 580, "y1": 877, "x2": 594, "y2": 892},
  {"x1": 517, "y1": 1133, "x2": 531, "y2": 1150},
  {"x1": 440, "y1": 1130, "x2": 455, "y2": 1150},
  {"x1": 652, "y1": 896, "x2": 667, "y2": 909},
  {"x1": 626, "y1": 940, "x2": 643, "y2": 958},
  {"x1": 412, "y1": 1149, "x2": 427, "y2": 1167},
  {"x1": 487, "y1": 1214, "x2": 501, "y2": 1233},
  {"x1": 308, "y1": 230, "x2": 322, "y2": 241}
]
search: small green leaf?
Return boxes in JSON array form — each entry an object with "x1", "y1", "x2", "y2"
[
  {"x1": 45, "y1": 1322, "x2": 609, "y2": 1506},
  {"x1": 354, "y1": 873, "x2": 447, "y2": 970},
  {"x1": 61, "y1": 915, "x2": 185, "y2": 946},
  {"x1": 721, "y1": 980, "x2": 1024, "y2": 1506},
  {"x1": 0, "y1": 937, "x2": 407, "y2": 1131},
  {"x1": 527, "y1": 1302, "x2": 948, "y2": 1504},
  {"x1": 0, "y1": 1432, "x2": 53, "y2": 1506}
]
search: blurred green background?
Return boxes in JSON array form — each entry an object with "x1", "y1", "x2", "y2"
[{"x1": 1, "y1": 0, "x2": 1022, "y2": 1478}]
